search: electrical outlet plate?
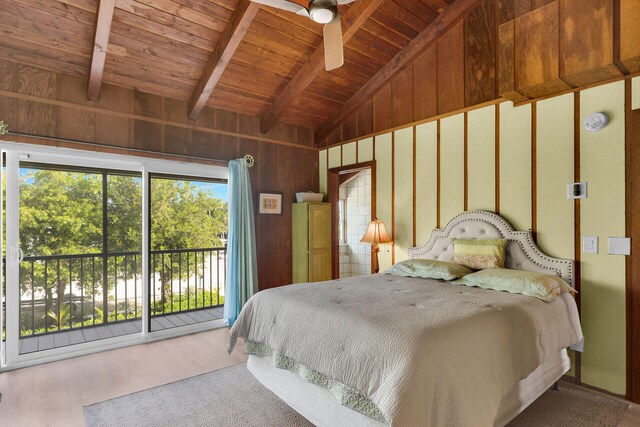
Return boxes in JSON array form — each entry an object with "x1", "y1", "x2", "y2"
[
  {"x1": 583, "y1": 236, "x2": 598, "y2": 254},
  {"x1": 608, "y1": 237, "x2": 631, "y2": 255},
  {"x1": 567, "y1": 182, "x2": 587, "y2": 199}
]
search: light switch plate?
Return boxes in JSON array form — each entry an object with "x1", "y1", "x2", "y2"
[
  {"x1": 583, "y1": 236, "x2": 598, "y2": 254},
  {"x1": 608, "y1": 237, "x2": 631, "y2": 255},
  {"x1": 567, "y1": 182, "x2": 587, "y2": 199}
]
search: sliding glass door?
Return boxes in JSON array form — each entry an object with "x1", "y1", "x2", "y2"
[
  {"x1": 148, "y1": 174, "x2": 228, "y2": 332},
  {"x1": 1, "y1": 147, "x2": 228, "y2": 368},
  {"x1": 3, "y1": 155, "x2": 143, "y2": 363}
]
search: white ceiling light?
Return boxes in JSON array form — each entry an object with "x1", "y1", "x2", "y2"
[
  {"x1": 247, "y1": 0, "x2": 350, "y2": 71},
  {"x1": 309, "y1": 6, "x2": 335, "y2": 24}
]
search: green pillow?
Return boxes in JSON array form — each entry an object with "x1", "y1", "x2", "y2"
[
  {"x1": 383, "y1": 259, "x2": 474, "y2": 281},
  {"x1": 453, "y1": 238, "x2": 507, "y2": 270},
  {"x1": 452, "y1": 268, "x2": 575, "y2": 302}
]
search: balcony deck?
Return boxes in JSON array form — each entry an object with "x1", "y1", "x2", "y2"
[
  {"x1": 11, "y1": 247, "x2": 226, "y2": 356},
  {"x1": 18, "y1": 307, "x2": 224, "y2": 355}
]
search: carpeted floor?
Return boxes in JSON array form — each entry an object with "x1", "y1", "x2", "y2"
[
  {"x1": 84, "y1": 363, "x2": 629, "y2": 427},
  {"x1": 508, "y1": 382, "x2": 629, "y2": 427}
]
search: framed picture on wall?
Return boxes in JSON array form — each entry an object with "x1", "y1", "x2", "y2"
[{"x1": 258, "y1": 192, "x2": 282, "y2": 215}]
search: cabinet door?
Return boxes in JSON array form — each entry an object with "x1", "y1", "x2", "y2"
[
  {"x1": 292, "y1": 203, "x2": 310, "y2": 283},
  {"x1": 308, "y1": 204, "x2": 332, "y2": 282}
]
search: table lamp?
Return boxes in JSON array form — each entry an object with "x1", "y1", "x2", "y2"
[{"x1": 360, "y1": 218, "x2": 392, "y2": 273}]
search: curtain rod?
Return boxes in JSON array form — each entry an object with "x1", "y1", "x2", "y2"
[
  {"x1": 3, "y1": 132, "x2": 255, "y2": 167},
  {"x1": 243, "y1": 154, "x2": 255, "y2": 167}
]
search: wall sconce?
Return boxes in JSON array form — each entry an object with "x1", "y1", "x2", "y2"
[{"x1": 360, "y1": 218, "x2": 392, "y2": 274}]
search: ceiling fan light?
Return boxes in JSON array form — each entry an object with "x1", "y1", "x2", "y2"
[{"x1": 310, "y1": 7, "x2": 335, "y2": 24}]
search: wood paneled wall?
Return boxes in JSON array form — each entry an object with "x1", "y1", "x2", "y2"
[
  {"x1": 319, "y1": 79, "x2": 637, "y2": 398},
  {"x1": 0, "y1": 59, "x2": 319, "y2": 291},
  {"x1": 319, "y1": 0, "x2": 639, "y2": 147},
  {"x1": 320, "y1": 0, "x2": 521, "y2": 146}
]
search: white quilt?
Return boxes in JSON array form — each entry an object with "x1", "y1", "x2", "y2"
[{"x1": 228, "y1": 274, "x2": 583, "y2": 427}]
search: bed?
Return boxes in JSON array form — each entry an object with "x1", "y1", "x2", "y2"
[{"x1": 229, "y1": 211, "x2": 584, "y2": 426}]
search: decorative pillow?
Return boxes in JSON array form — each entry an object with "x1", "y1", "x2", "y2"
[
  {"x1": 383, "y1": 259, "x2": 474, "y2": 281},
  {"x1": 452, "y1": 268, "x2": 576, "y2": 302},
  {"x1": 453, "y1": 238, "x2": 507, "y2": 270}
]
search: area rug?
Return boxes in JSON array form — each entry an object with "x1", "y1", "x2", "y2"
[
  {"x1": 84, "y1": 363, "x2": 312, "y2": 427},
  {"x1": 84, "y1": 364, "x2": 629, "y2": 427}
]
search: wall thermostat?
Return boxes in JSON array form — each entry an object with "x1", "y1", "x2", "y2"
[
  {"x1": 584, "y1": 112, "x2": 608, "y2": 132},
  {"x1": 567, "y1": 182, "x2": 587, "y2": 199}
]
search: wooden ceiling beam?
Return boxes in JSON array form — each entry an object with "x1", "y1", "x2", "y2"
[
  {"x1": 188, "y1": 0, "x2": 260, "y2": 121},
  {"x1": 259, "y1": 0, "x2": 385, "y2": 134},
  {"x1": 87, "y1": 0, "x2": 116, "y2": 101},
  {"x1": 314, "y1": 0, "x2": 483, "y2": 143}
]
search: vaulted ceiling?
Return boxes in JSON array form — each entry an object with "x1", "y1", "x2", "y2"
[{"x1": 0, "y1": 0, "x2": 469, "y2": 137}]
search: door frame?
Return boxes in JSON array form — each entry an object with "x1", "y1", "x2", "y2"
[
  {"x1": 625, "y1": 79, "x2": 640, "y2": 403},
  {"x1": 328, "y1": 161, "x2": 376, "y2": 279},
  {"x1": 4, "y1": 151, "x2": 19, "y2": 366}
]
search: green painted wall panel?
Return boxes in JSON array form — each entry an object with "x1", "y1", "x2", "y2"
[
  {"x1": 499, "y1": 102, "x2": 532, "y2": 231},
  {"x1": 394, "y1": 128, "x2": 414, "y2": 262},
  {"x1": 375, "y1": 133, "x2": 393, "y2": 271},
  {"x1": 319, "y1": 149, "x2": 327, "y2": 196},
  {"x1": 467, "y1": 105, "x2": 496, "y2": 211},
  {"x1": 536, "y1": 94, "x2": 575, "y2": 261},
  {"x1": 440, "y1": 114, "x2": 465, "y2": 225},
  {"x1": 342, "y1": 142, "x2": 357, "y2": 166},
  {"x1": 415, "y1": 122, "x2": 438, "y2": 245},
  {"x1": 328, "y1": 146, "x2": 341, "y2": 169},
  {"x1": 358, "y1": 137, "x2": 374, "y2": 162},
  {"x1": 580, "y1": 82, "x2": 626, "y2": 394}
]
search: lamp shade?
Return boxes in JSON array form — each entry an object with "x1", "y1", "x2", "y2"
[{"x1": 360, "y1": 218, "x2": 392, "y2": 244}]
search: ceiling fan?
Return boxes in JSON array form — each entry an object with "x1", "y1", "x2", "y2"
[{"x1": 249, "y1": 0, "x2": 356, "y2": 71}]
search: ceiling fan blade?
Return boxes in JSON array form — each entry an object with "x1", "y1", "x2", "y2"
[
  {"x1": 296, "y1": 8, "x2": 310, "y2": 17},
  {"x1": 323, "y1": 16, "x2": 344, "y2": 71},
  {"x1": 249, "y1": 0, "x2": 307, "y2": 14}
]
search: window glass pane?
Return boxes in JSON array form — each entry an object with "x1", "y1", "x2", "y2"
[{"x1": 150, "y1": 177, "x2": 228, "y2": 250}]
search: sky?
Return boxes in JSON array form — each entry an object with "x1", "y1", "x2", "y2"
[
  {"x1": 18, "y1": 168, "x2": 229, "y2": 202},
  {"x1": 194, "y1": 181, "x2": 228, "y2": 202}
]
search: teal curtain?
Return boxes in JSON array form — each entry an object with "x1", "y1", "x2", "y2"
[{"x1": 223, "y1": 158, "x2": 258, "y2": 326}]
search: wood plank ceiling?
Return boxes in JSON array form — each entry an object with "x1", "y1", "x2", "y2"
[{"x1": 0, "y1": 0, "x2": 455, "y2": 132}]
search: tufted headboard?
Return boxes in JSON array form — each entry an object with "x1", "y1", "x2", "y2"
[{"x1": 407, "y1": 211, "x2": 575, "y2": 288}]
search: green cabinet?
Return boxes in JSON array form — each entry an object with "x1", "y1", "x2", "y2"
[{"x1": 292, "y1": 202, "x2": 332, "y2": 283}]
